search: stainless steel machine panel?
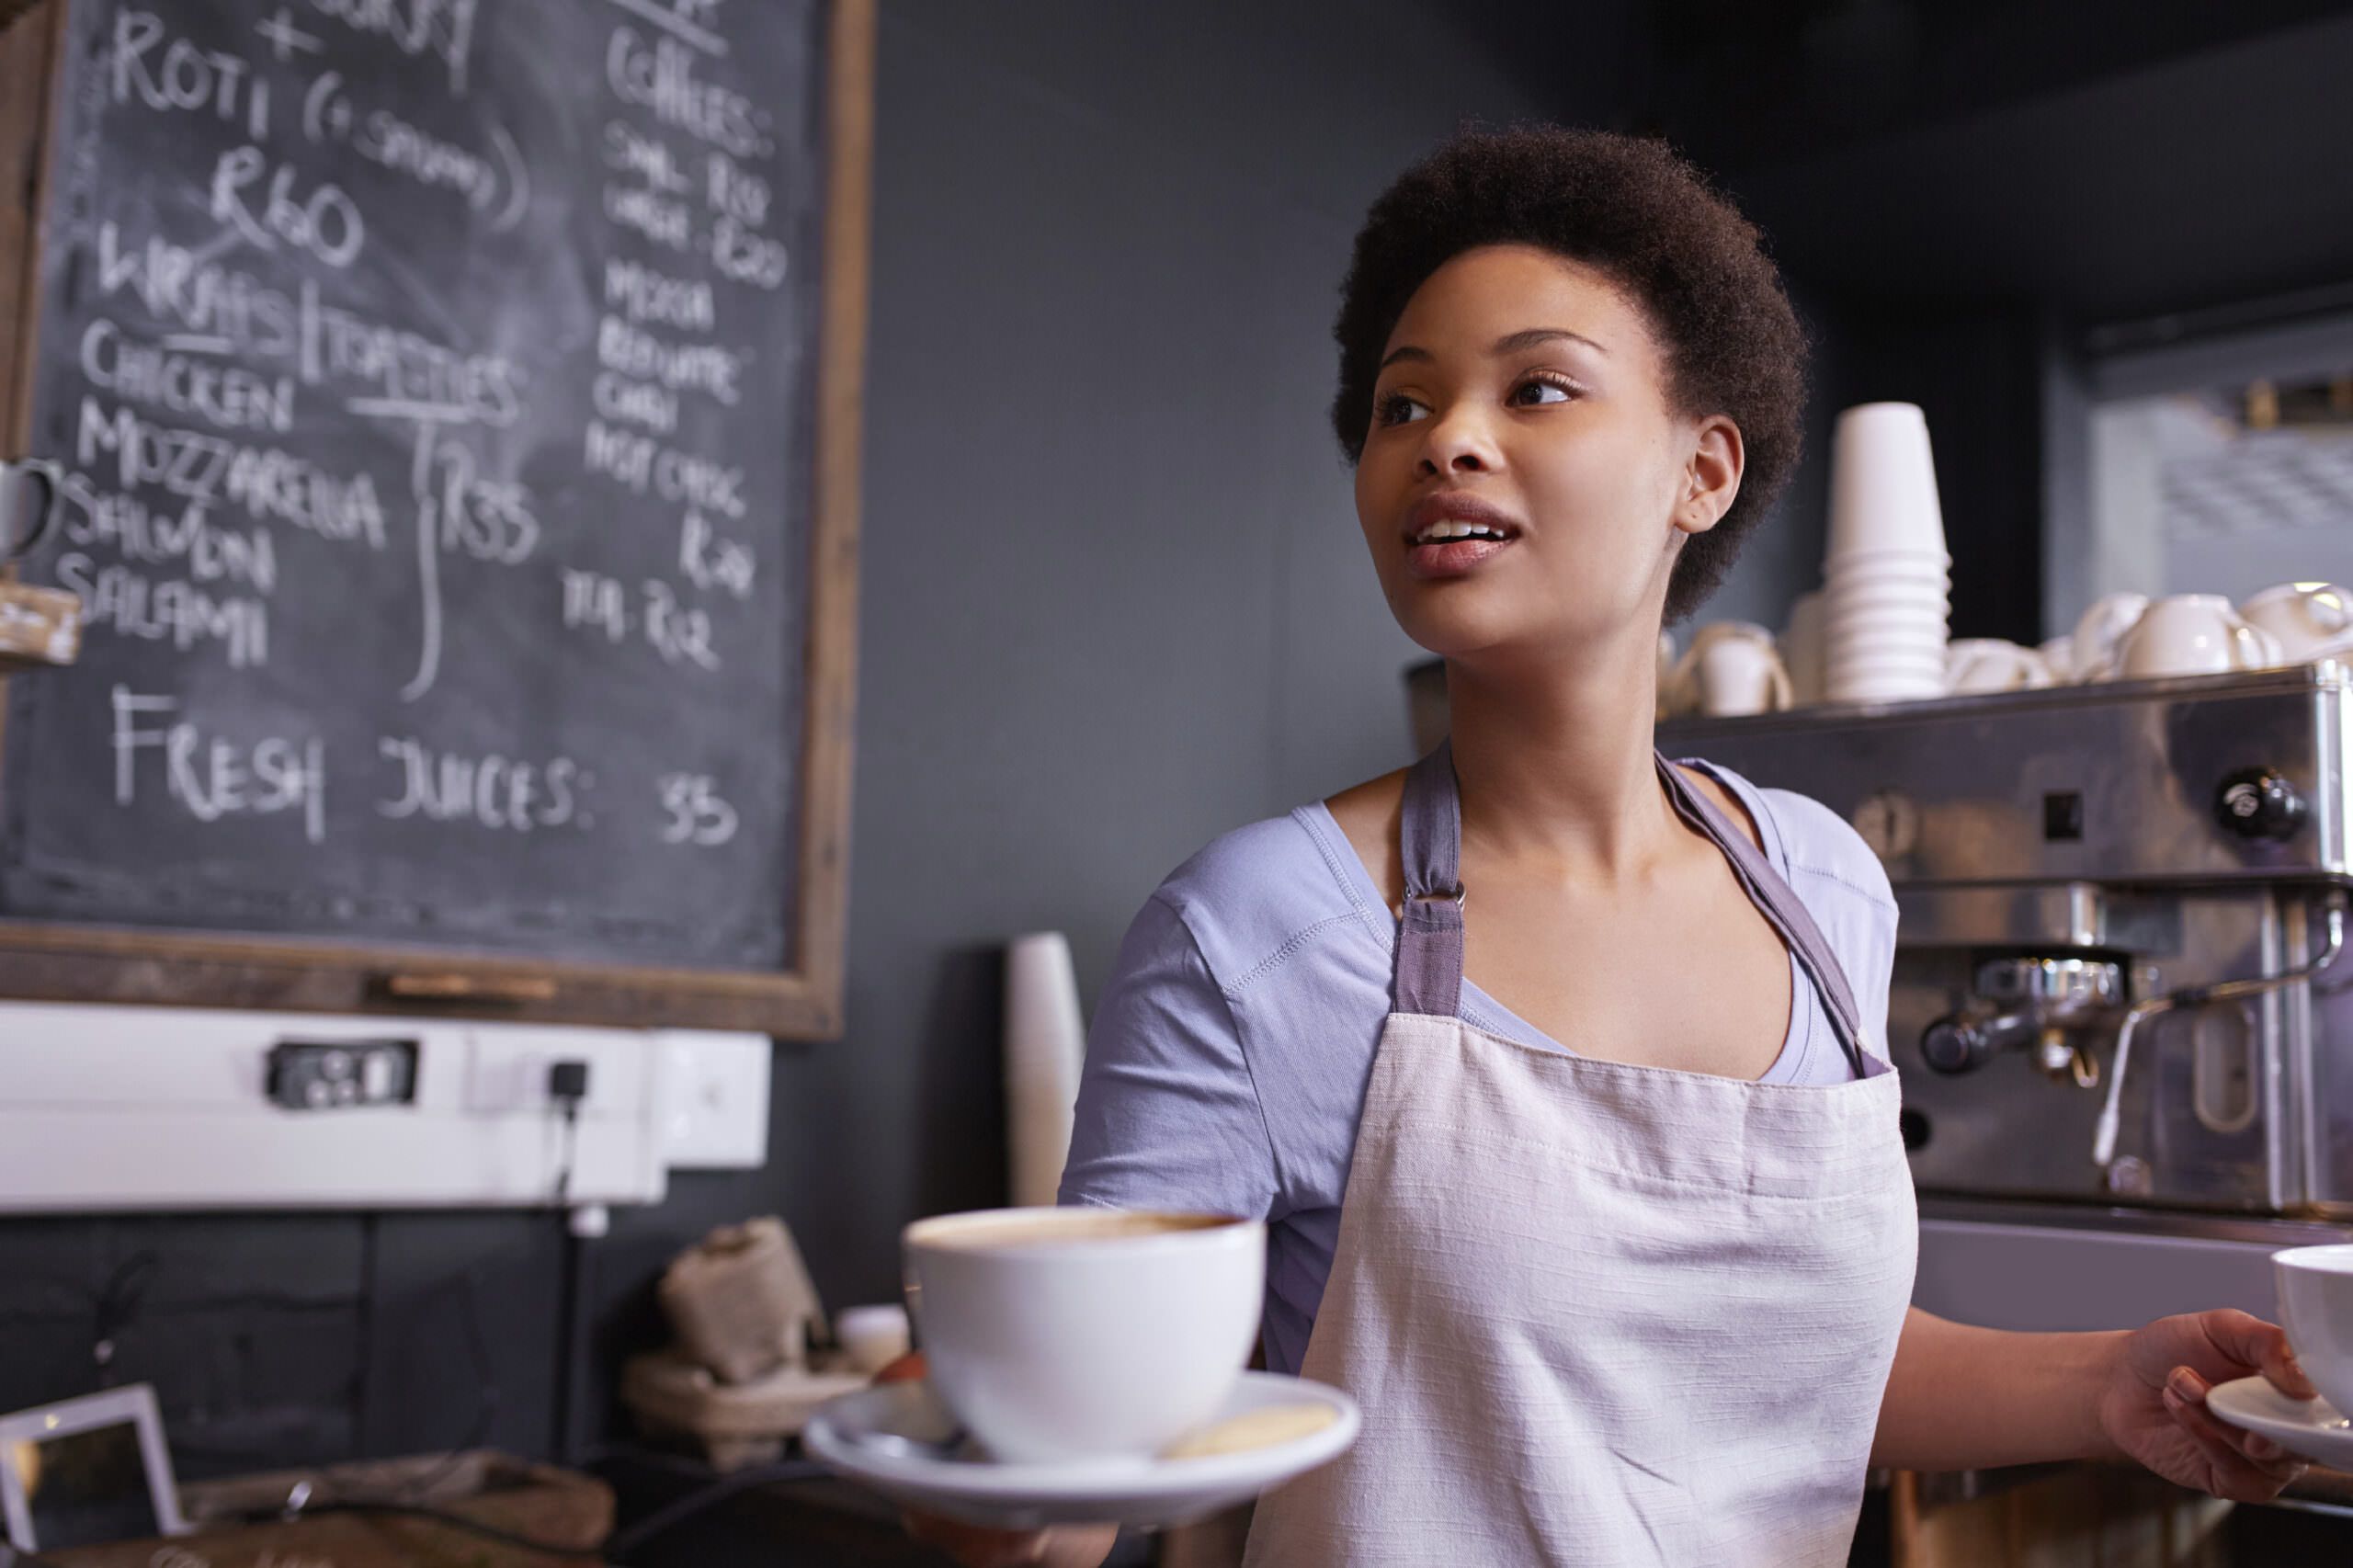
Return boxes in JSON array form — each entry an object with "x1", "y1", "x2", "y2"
[
  {"x1": 1664, "y1": 665, "x2": 2351, "y2": 888},
  {"x1": 1663, "y1": 665, "x2": 2353, "y2": 1218}
]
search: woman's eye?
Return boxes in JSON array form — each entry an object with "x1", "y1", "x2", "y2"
[
  {"x1": 1373, "y1": 392, "x2": 1427, "y2": 426},
  {"x1": 1512, "y1": 376, "x2": 1576, "y2": 407}
]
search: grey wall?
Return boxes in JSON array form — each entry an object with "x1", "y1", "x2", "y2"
[
  {"x1": 774, "y1": 0, "x2": 1642, "y2": 1311},
  {"x1": 0, "y1": 0, "x2": 1692, "y2": 1469}
]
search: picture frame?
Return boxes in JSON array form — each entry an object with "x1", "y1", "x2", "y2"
[{"x1": 0, "y1": 1382, "x2": 188, "y2": 1551}]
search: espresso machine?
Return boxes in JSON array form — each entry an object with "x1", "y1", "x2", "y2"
[{"x1": 1662, "y1": 663, "x2": 2353, "y2": 1332}]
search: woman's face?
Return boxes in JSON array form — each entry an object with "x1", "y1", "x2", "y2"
[{"x1": 1353, "y1": 244, "x2": 1740, "y2": 665}]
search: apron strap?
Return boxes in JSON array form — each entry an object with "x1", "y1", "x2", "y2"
[
  {"x1": 1392, "y1": 739, "x2": 1874, "y2": 1076},
  {"x1": 1655, "y1": 756, "x2": 1872, "y2": 1076},
  {"x1": 1394, "y1": 739, "x2": 1465, "y2": 1018}
]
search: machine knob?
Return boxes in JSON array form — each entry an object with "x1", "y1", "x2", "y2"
[
  {"x1": 2215, "y1": 767, "x2": 2307, "y2": 842},
  {"x1": 1920, "y1": 1015, "x2": 1992, "y2": 1074}
]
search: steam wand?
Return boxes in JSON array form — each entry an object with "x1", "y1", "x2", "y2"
[{"x1": 2092, "y1": 895, "x2": 2347, "y2": 1168}]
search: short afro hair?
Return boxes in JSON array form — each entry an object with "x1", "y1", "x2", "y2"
[{"x1": 1332, "y1": 125, "x2": 1807, "y2": 624}]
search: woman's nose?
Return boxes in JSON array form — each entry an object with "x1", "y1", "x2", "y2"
[{"x1": 1416, "y1": 407, "x2": 1500, "y2": 476}]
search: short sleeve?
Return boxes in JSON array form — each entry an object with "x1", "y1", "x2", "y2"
[{"x1": 1058, "y1": 893, "x2": 1281, "y2": 1222}]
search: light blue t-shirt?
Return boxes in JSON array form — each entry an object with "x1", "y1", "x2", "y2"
[{"x1": 1057, "y1": 761, "x2": 1901, "y2": 1376}]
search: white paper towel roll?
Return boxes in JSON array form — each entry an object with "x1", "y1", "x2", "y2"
[{"x1": 1004, "y1": 931, "x2": 1087, "y2": 1209}]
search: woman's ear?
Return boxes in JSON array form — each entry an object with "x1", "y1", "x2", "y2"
[{"x1": 1672, "y1": 415, "x2": 1745, "y2": 538}]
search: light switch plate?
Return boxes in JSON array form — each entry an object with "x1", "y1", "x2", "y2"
[{"x1": 654, "y1": 1031, "x2": 770, "y2": 1169}]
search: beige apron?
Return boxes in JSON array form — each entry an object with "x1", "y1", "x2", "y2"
[{"x1": 1243, "y1": 743, "x2": 1916, "y2": 1566}]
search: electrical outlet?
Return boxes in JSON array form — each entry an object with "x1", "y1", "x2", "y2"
[{"x1": 267, "y1": 1040, "x2": 417, "y2": 1109}]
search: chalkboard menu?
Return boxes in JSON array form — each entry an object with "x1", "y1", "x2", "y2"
[{"x1": 0, "y1": 0, "x2": 870, "y2": 1034}]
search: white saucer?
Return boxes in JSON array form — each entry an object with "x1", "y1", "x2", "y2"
[
  {"x1": 802, "y1": 1369, "x2": 1360, "y2": 1529},
  {"x1": 2206, "y1": 1375, "x2": 2353, "y2": 1470}
]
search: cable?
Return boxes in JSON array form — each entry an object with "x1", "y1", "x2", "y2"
[
  {"x1": 235, "y1": 1498, "x2": 612, "y2": 1561},
  {"x1": 90, "y1": 1249, "x2": 157, "y2": 1387},
  {"x1": 598, "y1": 1459, "x2": 830, "y2": 1561},
  {"x1": 550, "y1": 1060, "x2": 588, "y2": 1207},
  {"x1": 390, "y1": 1266, "x2": 501, "y2": 1504},
  {"x1": 545, "y1": 1058, "x2": 593, "y2": 1461}
]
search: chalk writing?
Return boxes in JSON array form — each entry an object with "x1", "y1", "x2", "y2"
[
  {"x1": 57, "y1": 471, "x2": 280, "y2": 591},
  {"x1": 604, "y1": 256, "x2": 715, "y2": 330},
  {"x1": 111, "y1": 686, "x2": 324, "y2": 840},
  {"x1": 110, "y1": 10, "x2": 272, "y2": 140},
  {"x1": 656, "y1": 771, "x2": 735, "y2": 846},
  {"x1": 62, "y1": 555, "x2": 271, "y2": 667},
  {"x1": 377, "y1": 734, "x2": 584, "y2": 831},
  {"x1": 76, "y1": 395, "x2": 387, "y2": 545},
  {"x1": 210, "y1": 145, "x2": 367, "y2": 267},
  {"x1": 81, "y1": 319, "x2": 298, "y2": 434},
  {"x1": 606, "y1": 28, "x2": 767, "y2": 155},
  {"x1": 306, "y1": 0, "x2": 478, "y2": 95}
]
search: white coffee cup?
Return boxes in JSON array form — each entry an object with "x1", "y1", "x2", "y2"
[
  {"x1": 2069, "y1": 592, "x2": 2152, "y2": 680},
  {"x1": 1655, "y1": 630, "x2": 1682, "y2": 718},
  {"x1": 2240, "y1": 583, "x2": 2353, "y2": 666},
  {"x1": 1779, "y1": 590, "x2": 1825, "y2": 707},
  {"x1": 0, "y1": 458, "x2": 58, "y2": 564},
  {"x1": 2274, "y1": 1244, "x2": 2353, "y2": 1415},
  {"x1": 2114, "y1": 595, "x2": 2279, "y2": 680},
  {"x1": 1945, "y1": 639, "x2": 2052, "y2": 695},
  {"x1": 903, "y1": 1207, "x2": 1264, "y2": 1463},
  {"x1": 834, "y1": 1302, "x2": 914, "y2": 1375},
  {"x1": 1677, "y1": 621, "x2": 1791, "y2": 717}
]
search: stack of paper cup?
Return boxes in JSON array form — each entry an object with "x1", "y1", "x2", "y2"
[{"x1": 1822, "y1": 403, "x2": 1950, "y2": 704}]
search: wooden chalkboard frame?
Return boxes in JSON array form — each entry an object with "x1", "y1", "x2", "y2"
[{"x1": 0, "y1": 0, "x2": 870, "y2": 1038}]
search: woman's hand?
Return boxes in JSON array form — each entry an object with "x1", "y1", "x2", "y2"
[
  {"x1": 873, "y1": 1353, "x2": 1120, "y2": 1568},
  {"x1": 2097, "y1": 1309, "x2": 2319, "y2": 1502}
]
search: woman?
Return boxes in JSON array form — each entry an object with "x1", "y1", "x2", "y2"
[{"x1": 903, "y1": 126, "x2": 2317, "y2": 1566}]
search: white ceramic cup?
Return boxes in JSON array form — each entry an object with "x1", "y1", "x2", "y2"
[
  {"x1": 1779, "y1": 590, "x2": 1825, "y2": 707},
  {"x1": 2274, "y1": 1244, "x2": 2353, "y2": 1415},
  {"x1": 903, "y1": 1207, "x2": 1265, "y2": 1463},
  {"x1": 2113, "y1": 595, "x2": 2279, "y2": 680},
  {"x1": 2240, "y1": 583, "x2": 2353, "y2": 665},
  {"x1": 834, "y1": 1302, "x2": 915, "y2": 1376},
  {"x1": 1825, "y1": 403, "x2": 1948, "y2": 562},
  {"x1": 1945, "y1": 639, "x2": 2053, "y2": 696},
  {"x1": 1678, "y1": 622, "x2": 1791, "y2": 717},
  {"x1": 0, "y1": 458, "x2": 58, "y2": 564},
  {"x1": 1655, "y1": 630, "x2": 1682, "y2": 718},
  {"x1": 2069, "y1": 592, "x2": 2153, "y2": 680}
]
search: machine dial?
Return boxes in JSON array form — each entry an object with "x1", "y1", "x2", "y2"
[
  {"x1": 2214, "y1": 767, "x2": 2307, "y2": 842},
  {"x1": 1920, "y1": 1015, "x2": 1992, "y2": 1074}
]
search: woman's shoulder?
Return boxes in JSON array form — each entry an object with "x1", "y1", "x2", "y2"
[
  {"x1": 1145, "y1": 787, "x2": 1397, "y2": 993},
  {"x1": 1695, "y1": 761, "x2": 1896, "y2": 918}
]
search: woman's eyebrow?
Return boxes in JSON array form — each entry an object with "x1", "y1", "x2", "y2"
[{"x1": 1378, "y1": 327, "x2": 1609, "y2": 371}]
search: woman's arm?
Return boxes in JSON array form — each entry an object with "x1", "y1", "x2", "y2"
[
  {"x1": 1873, "y1": 1304, "x2": 2318, "y2": 1502},
  {"x1": 1872, "y1": 1306, "x2": 2120, "y2": 1469}
]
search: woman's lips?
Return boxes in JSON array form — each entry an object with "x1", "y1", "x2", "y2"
[{"x1": 1405, "y1": 534, "x2": 1516, "y2": 579}]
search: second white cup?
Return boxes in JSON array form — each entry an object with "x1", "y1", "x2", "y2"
[
  {"x1": 904, "y1": 1207, "x2": 1264, "y2": 1463},
  {"x1": 1677, "y1": 622, "x2": 1792, "y2": 717},
  {"x1": 2113, "y1": 595, "x2": 2279, "y2": 680},
  {"x1": 2274, "y1": 1244, "x2": 2353, "y2": 1416}
]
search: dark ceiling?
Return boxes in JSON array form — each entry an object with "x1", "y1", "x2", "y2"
[{"x1": 1462, "y1": 0, "x2": 2353, "y2": 327}]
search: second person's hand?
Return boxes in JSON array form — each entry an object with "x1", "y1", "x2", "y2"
[{"x1": 872, "y1": 1352, "x2": 1120, "y2": 1568}]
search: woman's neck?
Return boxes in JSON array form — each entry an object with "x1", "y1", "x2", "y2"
[{"x1": 1445, "y1": 630, "x2": 1674, "y2": 881}]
